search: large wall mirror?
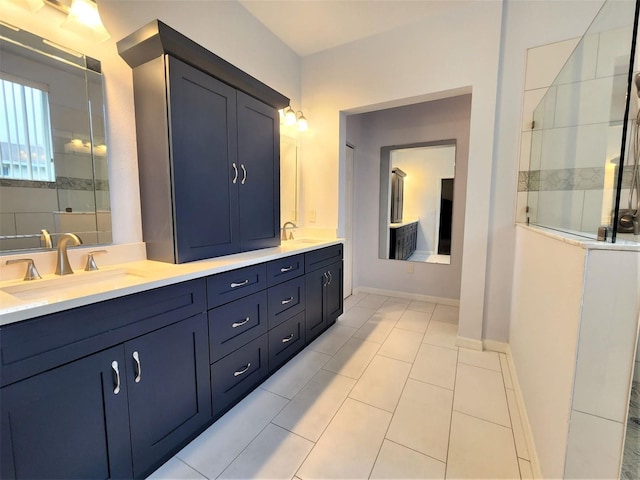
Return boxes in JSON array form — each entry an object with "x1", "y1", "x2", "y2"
[
  {"x1": 0, "y1": 23, "x2": 110, "y2": 252},
  {"x1": 379, "y1": 141, "x2": 456, "y2": 264}
]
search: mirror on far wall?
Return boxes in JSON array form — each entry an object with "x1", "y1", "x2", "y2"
[
  {"x1": 379, "y1": 141, "x2": 456, "y2": 264},
  {"x1": 0, "y1": 22, "x2": 111, "y2": 252},
  {"x1": 280, "y1": 134, "x2": 298, "y2": 226}
]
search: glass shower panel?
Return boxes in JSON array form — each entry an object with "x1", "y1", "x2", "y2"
[{"x1": 527, "y1": 0, "x2": 638, "y2": 241}]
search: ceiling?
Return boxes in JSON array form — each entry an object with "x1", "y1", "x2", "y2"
[{"x1": 237, "y1": 0, "x2": 469, "y2": 57}]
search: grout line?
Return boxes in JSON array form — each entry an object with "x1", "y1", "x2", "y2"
[
  {"x1": 443, "y1": 346, "x2": 460, "y2": 478},
  {"x1": 173, "y1": 456, "x2": 209, "y2": 479},
  {"x1": 452, "y1": 410, "x2": 514, "y2": 430},
  {"x1": 382, "y1": 438, "x2": 447, "y2": 466},
  {"x1": 456, "y1": 360, "x2": 502, "y2": 374}
]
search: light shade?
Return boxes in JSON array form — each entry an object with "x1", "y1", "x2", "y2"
[
  {"x1": 284, "y1": 106, "x2": 297, "y2": 126},
  {"x1": 296, "y1": 112, "x2": 308, "y2": 131},
  {"x1": 61, "y1": 0, "x2": 110, "y2": 42}
]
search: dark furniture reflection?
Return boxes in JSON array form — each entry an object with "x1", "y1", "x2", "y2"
[{"x1": 389, "y1": 220, "x2": 418, "y2": 260}]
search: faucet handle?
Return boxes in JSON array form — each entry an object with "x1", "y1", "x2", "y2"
[
  {"x1": 85, "y1": 250, "x2": 107, "y2": 271},
  {"x1": 6, "y1": 258, "x2": 42, "y2": 281}
]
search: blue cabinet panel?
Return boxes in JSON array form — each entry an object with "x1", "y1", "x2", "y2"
[
  {"x1": 267, "y1": 276, "x2": 305, "y2": 329},
  {"x1": 206, "y1": 263, "x2": 267, "y2": 308},
  {"x1": 266, "y1": 253, "x2": 304, "y2": 287},
  {"x1": 268, "y1": 311, "x2": 305, "y2": 372}
]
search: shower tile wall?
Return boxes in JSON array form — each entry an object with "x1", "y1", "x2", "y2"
[{"x1": 516, "y1": 30, "x2": 635, "y2": 233}]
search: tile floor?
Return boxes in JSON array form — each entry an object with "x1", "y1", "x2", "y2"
[{"x1": 149, "y1": 293, "x2": 533, "y2": 479}]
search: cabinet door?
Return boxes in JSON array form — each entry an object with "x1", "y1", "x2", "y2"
[
  {"x1": 168, "y1": 56, "x2": 240, "y2": 262},
  {"x1": 305, "y1": 268, "x2": 327, "y2": 342},
  {"x1": 126, "y1": 313, "x2": 211, "y2": 477},
  {"x1": 325, "y1": 261, "x2": 344, "y2": 327},
  {"x1": 237, "y1": 91, "x2": 280, "y2": 251},
  {"x1": 0, "y1": 347, "x2": 132, "y2": 479}
]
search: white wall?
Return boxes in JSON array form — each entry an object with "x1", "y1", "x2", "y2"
[
  {"x1": 302, "y1": 2, "x2": 502, "y2": 342},
  {"x1": 1, "y1": 0, "x2": 302, "y2": 248},
  {"x1": 346, "y1": 96, "x2": 470, "y2": 301}
]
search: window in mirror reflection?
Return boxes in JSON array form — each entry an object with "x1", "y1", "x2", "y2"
[{"x1": 0, "y1": 76, "x2": 55, "y2": 181}]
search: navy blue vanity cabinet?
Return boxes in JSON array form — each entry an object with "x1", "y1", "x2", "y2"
[
  {"x1": 0, "y1": 347, "x2": 132, "y2": 479},
  {"x1": 0, "y1": 279, "x2": 212, "y2": 479},
  {"x1": 117, "y1": 20, "x2": 288, "y2": 264},
  {"x1": 305, "y1": 245, "x2": 344, "y2": 342}
]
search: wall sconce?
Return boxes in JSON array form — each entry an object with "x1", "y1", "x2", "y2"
[
  {"x1": 25, "y1": 0, "x2": 110, "y2": 42},
  {"x1": 282, "y1": 106, "x2": 309, "y2": 131}
]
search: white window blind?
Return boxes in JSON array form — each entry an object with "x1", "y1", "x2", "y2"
[{"x1": 0, "y1": 75, "x2": 55, "y2": 182}]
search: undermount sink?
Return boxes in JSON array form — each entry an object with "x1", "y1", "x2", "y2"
[{"x1": 0, "y1": 268, "x2": 148, "y2": 302}]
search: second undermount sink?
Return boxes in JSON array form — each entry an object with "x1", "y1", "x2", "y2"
[{"x1": 0, "y1": 268, "x2": 148, "y2": 302}]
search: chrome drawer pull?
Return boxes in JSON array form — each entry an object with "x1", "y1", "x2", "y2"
[
  {"x1": 234, "y1": 363, "x2": 251, "y2": 377},
  {"x1": 282, "y1": 333, "x2": 294, "y2": 343},
  {"x1": 232, "y1": 317, "x2": 250, "y2": 328},
  {"x1": 112, "y1": 361, "x2": 120, "y2": 394},
  {"x1": 327, "y1": 271, "x2": 333, "y2": 285},
  {"x1": 240, "y1": 164, "x2": 247, "y2": 185},
  {"x1": 280, "y1": 265, "x2": 294, "y2": 273},
  {"x1": 281, "y1": 296, "x2": 294, "y2": 305},
  {"x1": 230, "y1": 279, "x2": 249, "y2": 288},
  {"x1": 322, "y1": 272, "x2": 328, "y2": 287},
  {"x1": 133, "y1": 351, "x2": 142, "y2": 383},
  {"x1": 232, "y1": 163, "x2": 238, "y2": 184}
]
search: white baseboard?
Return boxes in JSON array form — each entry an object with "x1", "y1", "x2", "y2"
[
  {"x1": 483, "y1": 339, "x2": 509, "y2": 353},
  {"x1": 456, "y1": 336, "x2": 483, "y2": 351},
  {"x1": 353, "y1": 286, "x2": 459, "y2": 306},
  {"x1": 505, "y1": 345, "x2": 542, "y2": 479}
]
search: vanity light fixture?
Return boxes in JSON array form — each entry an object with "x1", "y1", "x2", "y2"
[
  {"x1": 27, "y1": 0, "x2": 110, "y2": 42},
  {"x1": 283, "y1": 106, "x2": 297, "y2": 126},
  {"x1": 280, "y1": 106, "x2": 309, "y2": 131},
  {"x1": 296, "y1": 111, "x2": 308, "y2": 131}
]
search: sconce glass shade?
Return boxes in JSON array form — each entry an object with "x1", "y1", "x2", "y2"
[
  {"x1": 296, "y1": 112, "x2": 308, "y2": 131},
  {"x1": 61, "y1": 0, "x2": 110, "y2": 42},
  {"x1": 284, "y1": 106, "x2": 297, "y2": 126}
]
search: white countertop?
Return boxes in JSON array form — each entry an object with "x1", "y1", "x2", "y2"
[
  {"x1": 518, "y1": 224, "x2": 640, "y2": 252},
  {"x1": 390, "y1": 219, "x2": 419, "y2": 229},
  {"x1": 0, "y1": 238, "x2": 343, "y2": 326}
]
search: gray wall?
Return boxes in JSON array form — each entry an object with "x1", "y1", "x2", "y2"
[{"x1": 346, "y1": 94, "x2": 471, "y2": 301}]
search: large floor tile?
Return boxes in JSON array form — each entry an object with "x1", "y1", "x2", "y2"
[
  {"x1": 322, "y1": 337, "x2": 380, "y2": 379},
  {"x1": 378, "y1": 328, "x2": 423, "y2": 363},
  {"x1": 408, "y1": 300, "x2": 437, "y2": 313},
  {"x1": 453, "y1": 363, "x2": 511, "y2": 427},
  {"x1": 458, "y1": 348, "x2": 501, "y2": 372},
  {"x1": 519, "y1": 458, "x2": 534, "y2": 479},
  {"x1": 386, "y1": 379, "x2": 453, "y2": 461},
  {"x1": 356, "y1": 294, "x2": 390, "y2": 310},
  {"x1": 395, "y1": 309, "x2": 432, "y2": 334},
  {"x1": 424, "y1": 320, "x2": 458, "y2": 350},
  {"x1": 376, "y1": 300, "x2": 409, "y2": 321},
  {"x1": 431, "y1": 304, "x2": 459, "y2": 325},
  {"x1": 370, "y1": 439, "x2": 445, "y2": 479},
  {"x1": 218, "y1": 424, "x2": 313, "y2": 480},
  {"x1": 349, "y1": 354, "x2": 411, "y2": 412},
  {"x1": 147, "y1": 457, "x2": 206, "y2": 479},
  {"x1": 446, "y1": 412, "x2": 520, "y2": 479},
  {"x1": 337, "y1": 306, "x2": 378, "y2": 329},
  {"x1": 296, "y1": 398, "x2": 391, "y2": 479},
  {"x1": 410, "y1": 344, "x2": 458, "y2": 390},
  {"x1": 352, "y1": 313, "x2": 397, "y2": 344},
  {"x1": 176, "y1": 388, "x2": 288, "y2": 479},
  {"x1": 260, "y1": 348, "x2": 331, "y2": 399},
  {"x1": 272, "y1": 369, "x2": 356, "y2": 442},
  {"x1": 307, "y1": 324, "x2": 356, "y2": 356}
]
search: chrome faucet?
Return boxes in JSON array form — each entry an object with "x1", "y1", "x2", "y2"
[
  {"x1": 55, "y1": 233, "x2": 83, "y2": 276},
  {"x1": 281, "y1": 221, "x2": 297, "y2": 240}
]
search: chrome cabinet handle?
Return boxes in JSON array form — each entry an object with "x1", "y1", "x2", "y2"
[
  {"x1": 232, "y1": 317, "x2": 250, "y2": 328},
  {"x1": 232, "y1": 163, "x2": 238, "y2": 184},
  {"x1": 112, "y1": 361, "x2": 120, "y2": 394},
  {"x1": 230, "y1": 279, "x2": 249, "y2": 288},
  {"x1": 240, "y1": 164, "x2": 247, "y2": 185},
  {"x1": 280, "y1": 265, "x2": 294, "y2": 273},
  {"x1": 327, "y1": 271, "x2": 333, "y2": 285},
  {"x1": 281, "y1": 296, "x2": 294, "y2": 305},
  {"x1": 282, "y1": 333, "x2": 294, "y2": 343},
  {"x1": 234, "y1": 363, "x2": 251, "y2": 377},
  {"x1": 322, "y1": 272, "x2": 328, "y2": 287},
  {"x1": 133, "y1": 351, "x2": 141, "y2": 383}
]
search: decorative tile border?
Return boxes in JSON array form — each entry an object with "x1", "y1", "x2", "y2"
[
  {"x1": 518, "y1": 166, "x2": 635, "y2": 192},
  {"x1": 0, "y1": 177, "x2": 109, "y2": 191}
]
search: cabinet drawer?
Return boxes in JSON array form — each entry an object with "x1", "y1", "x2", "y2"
[
  {"x1": 266, "y1": 254, "x2": 304, "y2": 287},
  {"x1": 305, "y1": 244, "x2": 343, "y2": 272},
  {"x1": 209, "y1": 291, "x2": 268, "y2": 363},
  {"x1": 0, "y1": 279, "x2": 207, "y2": 387},
  {"x1": 268, "y1": 312, "x2": 305, "y2": 372},
  {"x1": 267, "y1": 276, "x2": 305, "y2": 329},
  {"x1": 210, "y1": 334, "x2": 268, "y2": 417},
  {"x1": 206, "y1": 264, "x2": 267, "y2": 308}
]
